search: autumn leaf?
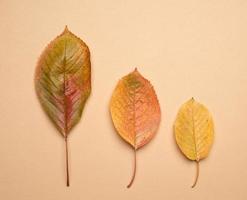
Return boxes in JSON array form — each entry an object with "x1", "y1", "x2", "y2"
[
  {"x1": 35, "y1": 26, "x2": 91, "y2": 186},
  {"x1": 110, "y1": 68, "x2": 161, "y2": 188},
  {"x1": 174, "y1": 98, "x2": 214, "y2": 188}
]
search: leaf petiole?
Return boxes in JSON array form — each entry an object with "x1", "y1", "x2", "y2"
[
  {"x1": 127, "y1": 149, "x2": 137, "y2": 188},
  {"x1": 191, "y1": 161, "x2": 199, "y2": 188}
]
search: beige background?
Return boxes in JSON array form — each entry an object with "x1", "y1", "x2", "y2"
[{"x1": 1, "y1": 0, "x2": 247, "y2": 199}]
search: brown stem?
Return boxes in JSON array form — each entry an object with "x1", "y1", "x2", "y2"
[
  {"x1": 191, "y1": 161, "x2": 199, "y2": 188},
  {"x1": 127, "y1": 149, "x2": 136, "y2": 188},
  {"x1": 65, "y1": 137, "x2": 70, "y2": 187}
]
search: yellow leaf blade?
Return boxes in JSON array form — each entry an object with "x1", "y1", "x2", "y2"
[{"x1": 174, "y1": 98, "x2": 214, "y2": 161}]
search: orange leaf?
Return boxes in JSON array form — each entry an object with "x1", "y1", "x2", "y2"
[{"x1": 110, "y1": 68, "x2": 161, "y2": 188}]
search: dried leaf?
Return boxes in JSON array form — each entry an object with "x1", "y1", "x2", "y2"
[
  {"x1": 35, "y1": 26, "x2": 91, "y2": 186},
  {"x1": 110, "y1": 68, "x2": 161, "y2": 188},
  {"x1": 174, "y1": 98, "x2": 214, "y2": 188}
]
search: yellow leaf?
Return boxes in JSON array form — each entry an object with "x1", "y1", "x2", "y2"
[
  {"x1": 110, "y1": 68, "x2": 161, "y2": 188},
  {"x1": 174, "y1": 98, "x2": 214, "y2": 188}
]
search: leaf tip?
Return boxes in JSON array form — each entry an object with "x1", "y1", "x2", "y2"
[
  {"x1": 63, "y1": 25, "x2": 69, "y2": 33},
  {"x1": 133, "y1": 68, "x2": 140, "y2": 75}
]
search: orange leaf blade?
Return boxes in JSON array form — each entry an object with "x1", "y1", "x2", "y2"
[{"x1": 110, "y1": 68, "x2": 161, "y2": 149}]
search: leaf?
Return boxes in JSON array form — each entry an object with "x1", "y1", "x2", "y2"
[
  {"x1": 35, "y1": 26, "x2": 91, "y2": 186},
  {"x1": 174, "y1": 98, "x2": 214, "y2": 188},
  {"x1": 110, "y1": 68, "x2": 161, "y2": 188}
]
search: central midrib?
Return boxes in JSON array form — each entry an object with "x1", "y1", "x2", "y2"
[
  {"x1": 191, "y1": 102, "x2": 198, "y2": 161},
  {"x1": 63, "y1": 40, "x2": 68, "y2": 137}
]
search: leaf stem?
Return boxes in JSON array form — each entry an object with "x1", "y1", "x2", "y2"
[
  {"x1": 127, "y1": 149, "x2": 136, "y2": 188},
  {"x1": 65, "y1": 137, "x2": 70, "y2": 187},
  {"x1": 191, "y1": 161, "x2": 199, "y2": 188}
]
